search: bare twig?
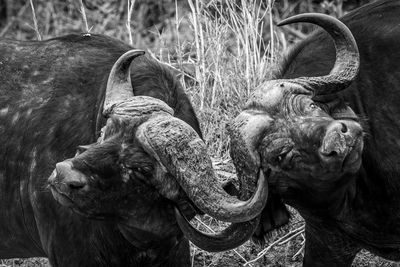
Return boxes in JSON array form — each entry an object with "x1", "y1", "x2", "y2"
[
  {"x1": 278, "y1": 225, "x2": 305, "y2": 245},
  {"x1": 244, "y1": 225, "x2": 305, "y2": 266},
  {"x1": 0, "y1": 2, "x2": 29, "y2": 37},
  {"x1": 191, "y1": 245, "x2": 196, "y2": 267},
  {"x1": 29, "y1": 0, "x2": 41, "y2": 40},
  {"x1": 194, "y1": 217, "x2": 253, "y2": 267},
  {"x1": 79, "y1": 0, "x2": 90, "y2": 33},
  {"x1": 292, "y1": 235, "x2": 305, "y2": 260},
  {"x1": 126, "y1": 0, "x2": 136, "y2": 46}
]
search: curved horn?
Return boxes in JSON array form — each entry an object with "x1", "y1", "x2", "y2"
[
  {"x1": 175, "y1": 208, "x2": 260, "y2": 252},
  {"x1": 103, "y1": 49, "x2": 145, "y2": 116},
  {"x1": 229, "y1": 110, "x2": 272, "y2": 199},
  {"x1": 136, "y1": 115, "x2": 268, "y2": 223},
  {"x1": 278, "y1": 13, "x2": 359, "y2": 95}
]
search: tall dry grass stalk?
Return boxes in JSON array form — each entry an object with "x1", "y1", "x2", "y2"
[
  {"x1": 126, "y1": 0, "x2": 136, "y2": 46},
  {"x1": 268, "y1": 0, "x2": 275, "y2": 60},
  {"x1": 187, "y1": 0, "x2": 207, "y2": 110},
  {"x1": 29, "y1": 0, "x2": 41, "y2": 40},
  {"x1": 78, "y1": 0, "x2": 89, "y2": 33}
]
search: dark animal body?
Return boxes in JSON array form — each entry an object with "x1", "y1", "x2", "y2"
[
  {"x1": 283, "y1": 1, "x2": 400, "y2": 265},
  {"x1": 0, "y1": 32, "x2": 269, "y2": 266},
  {"x1": 0, "y1": 34, "x2": 200, "y2": 266},
  {"x1": 229, "y1": 0, "x2": 400, "y2": 266}
]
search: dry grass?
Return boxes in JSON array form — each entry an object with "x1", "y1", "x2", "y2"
[
  {"x1": 0, "y1": 0, "x2": 398, "y2": 266},
  {"x1": 179, "y1": 0, "x2": 276, "y2": 159}
]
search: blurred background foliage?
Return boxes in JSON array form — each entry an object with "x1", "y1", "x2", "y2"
[{"x1": 0, "y1": 0, "x2": 373, "y2": 47}]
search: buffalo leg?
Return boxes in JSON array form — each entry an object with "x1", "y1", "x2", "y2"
[{"x1": 303, "y1": 222, "x2": 360, "y2": 267}]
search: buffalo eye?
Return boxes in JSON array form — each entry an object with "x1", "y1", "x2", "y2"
[
  {"x1": 274, "y1": 144, "x2": 295, "y2": 165},
  {"x1": 122, "y1": 164, "x2": 153, "y2": 182},
  {"x1": 131, "y1": 165, "x2": 152, "y2": 175},
  {"x1": 296, "y1": 96, "x2": 322, "y2": 115},
  {"x1": 275, "y1": 150, "x2": 290, "y2": 165},
  {"x1": 303, "y1": 100, "x2": 330, "y2": 117},
  {"x1": 132, "y1": 167, "x2": 146, "y2": 176}
]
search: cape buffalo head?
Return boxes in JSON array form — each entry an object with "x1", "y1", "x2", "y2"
[
  {"x1": 48, "y1": 50, "x2": 269, "y2": 251},
  {"x1": 230, "y1": 14, "x2": 363, "y2": 241}
]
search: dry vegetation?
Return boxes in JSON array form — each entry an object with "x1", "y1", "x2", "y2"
[{"x1": 0, "y1": 0, "x2": 399, "y2": 266}]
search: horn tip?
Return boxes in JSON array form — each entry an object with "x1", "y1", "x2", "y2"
[
  {"x1": 276, "y1": 19, "x2": 288, "y2": 27},
  {"x1": 277, "y1": 13, "x2": 308, "y2": 27},
  {"x1": 127, "y1": 49, "x2": 146, "y2": 57},
  {"x1": 277, "y1": 13, "x2": 333, "y2": 27}
]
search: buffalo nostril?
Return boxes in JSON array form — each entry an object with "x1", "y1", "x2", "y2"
[
  {"x1": 55, "y1": 161, "x2": 88, "y2": 190},
  {"x1": 340, "y1": 122, "x2": 348, "y2": 133},
  {"x1": 323, "y1": 151, "x2": 338, "y2": 157},
  {"x1": 67, "y1": 181, "x2": 86, "y2": 190}
]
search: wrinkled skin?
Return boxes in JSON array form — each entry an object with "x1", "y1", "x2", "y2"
[
  {"x1": 0, "y1": 34, "x2": 201, "y2": 266},
  {"x1": 231, "y1": 1, "x2": 400, "y2": 266},
  {"x1": 49, "y1": 111, "x2": 194, "y2": 249}
]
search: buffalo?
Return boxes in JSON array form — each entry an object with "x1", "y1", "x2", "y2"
[
  {"x1": 0, "y1": 34, "x2": 269, "y2": 266},
  {"x1": 229, "y1": 0, "x2": 400, "y2": 266}
]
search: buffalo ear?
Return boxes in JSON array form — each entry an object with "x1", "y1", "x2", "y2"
[
  {"x1": 327, "y1": 100, "x2": 359, "y2": 120},
  {"x1": 315, "y1": 97, "x2": 359, "y2": 121},
  {"x1": 330, "y1": 105, "x2": 359, "y2": 120}
]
